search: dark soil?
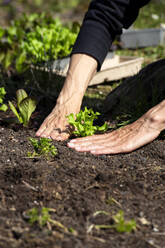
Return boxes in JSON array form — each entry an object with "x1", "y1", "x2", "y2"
[{"x1": 0, "y1": 97, "x2": 165, "y2": 248}]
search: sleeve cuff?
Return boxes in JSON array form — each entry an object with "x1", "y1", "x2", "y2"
[{"x1": 71, "y1": 22, "x2": 115, "y2": 71}]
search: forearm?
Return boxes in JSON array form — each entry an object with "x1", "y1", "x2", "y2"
[
  {"x1": 72, "y1": 0, "x2": 151, "y2": 70},
  {"x1": 57, "y1": 54, "x2": 97, "y2": 105}
]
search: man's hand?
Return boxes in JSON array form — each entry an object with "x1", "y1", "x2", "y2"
[
  {"x1": 68, "y1": 100, "x2": 165, "y2": 154},
  {"x1": 35, "y1": 54, "x2": 97, "y2": 141}
]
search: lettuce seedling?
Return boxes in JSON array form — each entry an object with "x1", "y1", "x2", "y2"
[
  {"x1": 67, "y1": 107, "x2": 108, "y2": 137},
  {"x1": 8, "y1": 89, "x2": 36, "y2": 127},
  {"x1": 0, "y1": 87, "x2": 8, "y2": 112},
  {"x1": 26, "y1": 207, "x2": 68, "y2": 232},
  {"x1": 111, "y1": 210, "x2": 136, "y2": 233},
  {"x1": 28, "y1": 137, "x2": 57, "y2": 159},
  {"x1": 27, "y1": 207, "x2": 53, "y2": 227},
  {"x1": 94, "y1": 210, "x2": 136, "y2": 233}
]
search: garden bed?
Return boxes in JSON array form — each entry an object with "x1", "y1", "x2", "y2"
[{"x1": 0, "y1": 86, "x2": 165, "y2": 248}]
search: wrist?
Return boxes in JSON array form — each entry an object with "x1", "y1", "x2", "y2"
[
  {"x1": 145, "y1": 100, "x2": 165, "y2": 132},
  {"x1": 57, "y1": 54, "x2": 97, "y2": 105},
  {"x1": 67, "y1": 53, "x2": 97, "y2": 86}
]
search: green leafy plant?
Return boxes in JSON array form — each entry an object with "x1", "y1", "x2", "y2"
[
  {"x1": 28, "y1": 137, "x2": 58, "y2": 159},
  {"x1": 8, "y1": 89, "x2": 36, "y2": 127},
  {"x1": 94, "y1": 210, "x2": 136, "y2": 233},
  {"x1": 0, "y1": 87, "x2": 8, "y2": 112},
  {"x1": 67, "y1": 107, "x2": 108, "y2": 137},
  {"x1": 0, "y1": 13, "x2": 79, "y2": 72},
  {"x1": 22, "y1": 19, "x2": 78, "y2": 64},
  {"x1": 26, "y1": 207, "x2": 68, "y2": 232}
]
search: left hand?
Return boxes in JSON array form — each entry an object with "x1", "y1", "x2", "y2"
[{"x1": 67, "y1": 114, "x2": 161, "y2": 155}]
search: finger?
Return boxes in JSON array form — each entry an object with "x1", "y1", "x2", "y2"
[
  {"x1": 36, "y1": 111, "x2": 57, "y2": 136},
  {"x1": 51, "y1": 131, "x2": 70, "y2": 141},
  {"x1": 70, "y1": 133, "x2": 110, "y2": 142},
  {"x1": 74, "y1": 143, "x2": 108, "y2": 152},
  {"x1": 56, "y1": 133, "x2": 70, "y2": 141},
  {"x1": 68, "y1": 131, "x2": 125, "y2": 148},
  {"x1": 36, "y1": 117, "x2": 54, "y2": 136},
  {"x1": 39, "y1": 125, "x2": 55, "y2": 138},
  {"x1": 68, "y1": 139, "x2": 104, "y2": 148},
  {"x1": 68, "y1": 133, "x2": 112, "y2": 146},
  {"x1": 50, "y1": 125, "x2": 73, "y2": 140},
  {"x1": 90, "y1": 145, "x2": 128, "y2": 155},
  {"x1": 38, "y1": 119, "x2": 62, "y2": 138}
]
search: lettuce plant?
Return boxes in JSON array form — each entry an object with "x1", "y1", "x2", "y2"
[
  {"x1": 0, "y1": 13, "x2": 79, "y2": 72},
  {"x1": 26, "y1": 207, "x2": 68, "y2": 231},
  {"x1": 0, "y1": 87, "x2": 8, "y2": 112},
  {"x1": 94, "y1": 210, "x2": 136, "y2": 233},
  {"x1": 22, "y1": 20, "x2": 77, "y2": 64},
  {"x1": 28, "y1": 137, "x2": 57, "y2": 159},
  {"x1": 67, "y1": 107, "x2": 108, "y2": 137},
  {"x1": 8, "y1": 89, "x2": 36, "y2": 127}
]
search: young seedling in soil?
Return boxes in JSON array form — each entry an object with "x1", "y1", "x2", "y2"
[
  {"x1": 89, "y1": 210, "x2": 136, "y2": 233},
  {"x1": 28, "y1": 137, "x2": 58, "y2": 160},
  {"x1": 0, "y1": 87, "x2": 8, "y2": 112},
  {"x1": 8, "y1": 89, "x2": 36, "y2": 127},
  {"x1": 67, "y1": 107, "x2": 108, "y2": 137},
  {"x1": 25, "y1": 207, "x2": 68, "y2": 232}
]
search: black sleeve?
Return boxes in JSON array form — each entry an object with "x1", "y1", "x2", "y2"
[{"x1": 71, "y1": 0, "x2": 151, "y2": 70}]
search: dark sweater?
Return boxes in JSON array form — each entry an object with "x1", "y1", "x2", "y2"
[{"x1": 72, "y1": 0, "x2": 151, "y2": 70}]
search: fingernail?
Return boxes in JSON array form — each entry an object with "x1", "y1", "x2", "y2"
[
  {"x1": 69, "y1": 139, "x2": 75, "y2": 143},
  {"x1": 68, "y1": 142, "x2": 75, "y2": 147}
]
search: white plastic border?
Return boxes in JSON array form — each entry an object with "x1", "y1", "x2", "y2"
[{"x1": 121, "y1": 24, "x2": 165, "y2": 48}]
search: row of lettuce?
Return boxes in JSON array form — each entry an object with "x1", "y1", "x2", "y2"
[{"x1": 0, "y1": 13, "x2": 79, "y2": 73}]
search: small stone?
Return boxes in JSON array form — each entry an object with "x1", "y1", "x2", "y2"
[
  {"x1": 139, "y1": 217, "x2": 150, "y2": 225},
  {"x1": 153, "y1": 227, "x2": 159, "y2": 232}
]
